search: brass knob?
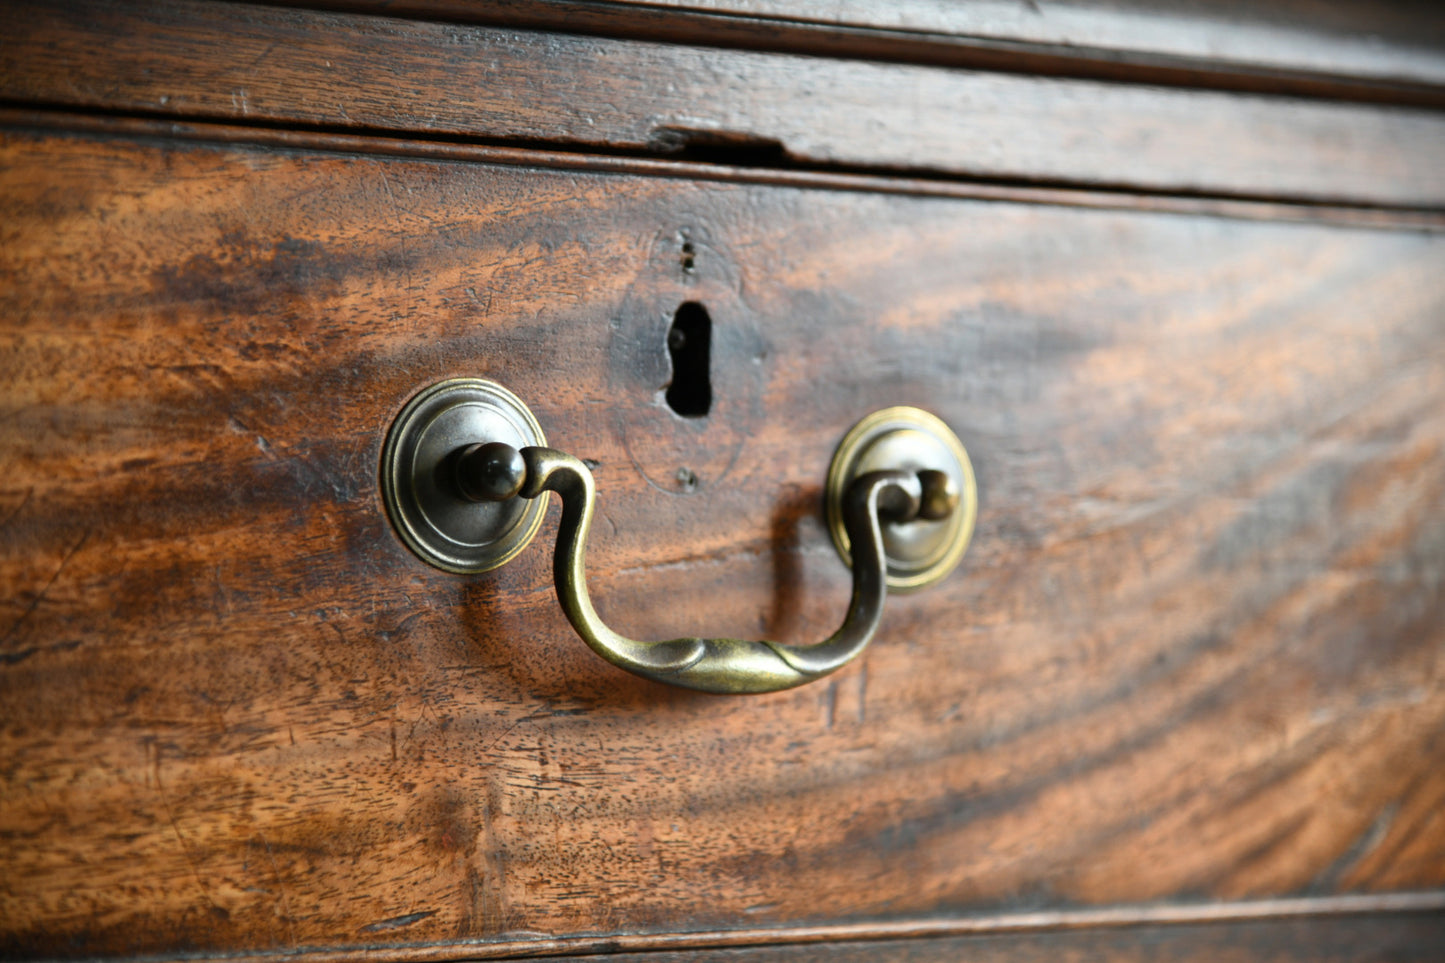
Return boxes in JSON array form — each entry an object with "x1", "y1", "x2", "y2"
[{"x1": 825, "y1": 407, "x2": 978, "y2": 591}]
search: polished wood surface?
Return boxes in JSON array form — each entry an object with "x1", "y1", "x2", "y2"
[
  {"x1": 584, "y1": 0, "x2": 1445, "y2": 86},
  {"x1": 282, "y1": 0, "x2": 1445, "y2": 101},
  {"x1": 7, "y1": 0, "x2": 1445, "y2": 206},
  {"x1": 13, "y1": 108, "x2": 1445, "y2": 235},
  {"x1": 2, "y1": 123, "x2": 1442, "y2": 957}
]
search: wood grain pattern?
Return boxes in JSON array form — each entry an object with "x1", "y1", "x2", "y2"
[
  {"x1": 278, "y1": 0, "x2": 1445, "y2": 105},
  {"x1": 2, "y1": 124, "x2": 1443, "y2": 958},
  {"x1": 12, "y1": 107, "x2": 1445, "y2": 235},
  {"x1": 6, "y1": 0, "x2": 1445, "y2": 207},
  {"x1": 576, "y1": 0, "x2": 1445, "y2": 87}
]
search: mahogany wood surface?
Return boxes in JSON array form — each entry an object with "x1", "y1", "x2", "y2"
[
  {"x1": 590, "y1": 0, "x2": 1445, "y2": 84},
  {"x1": 7, "y1": 0, "x2": 1445, "y2": 208},
  {"x1": 582, "y1": 0, "x2": 1445, "y2": 81},
  {"x1": 12, "y1": 108, "x2": 1445, "y2": 235},
  {"x1": 274, "y1": 0, "x2": 1445, "y2": 102},
  {"x1": 2, "y1": 123, "x2": 1443, "y2": 958}
]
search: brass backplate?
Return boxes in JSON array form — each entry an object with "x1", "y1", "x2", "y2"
[
  {"x1": 825, "y1": 407, "x2": 977, "y2": 592},
  {"x1": 381, "y1": 378, "x2": 547, "y2": 573}
]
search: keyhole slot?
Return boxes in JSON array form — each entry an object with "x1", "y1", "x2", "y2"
[{"x1": 665, "y1": 302, "x2": 712, "y2": 418}]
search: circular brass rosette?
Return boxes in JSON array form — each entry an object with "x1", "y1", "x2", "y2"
[
  {"x1": 825, "y1": 406, "x2": 978, "y2": 592},
  {"x1": 381, "y1": 378, "x2": 548, "y2": 574}
]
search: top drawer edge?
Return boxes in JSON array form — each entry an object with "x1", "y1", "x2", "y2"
[{"x1": 5, "y1": 0, "x2": 1445, "y2": 209}]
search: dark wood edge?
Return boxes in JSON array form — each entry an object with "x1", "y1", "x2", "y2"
[
  {"x1": 5, "y1": 108, "x2": 1445, "y2": 234},
  {"x1": 11, "y1": 893, "x2": 1440, "y2": 963},
  {"x1": 239, "y1": 0, "x2": 1445, "y2": 109},
  {"x1": 11, "y1": 2, "x2": 1445, "y2": 208}
]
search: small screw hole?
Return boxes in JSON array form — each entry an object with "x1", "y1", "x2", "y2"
[{"x1": 681, "y1": 241, "x2": 696, "y2": 273}]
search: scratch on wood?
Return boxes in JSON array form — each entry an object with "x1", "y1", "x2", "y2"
[
  {"x1": 257, "y1": 832, "x2": 298, "y2": 947},
  {"x1": 153, "y1": 742, "x2": 219, "y2": 911},
  {"x1": 0, "y1": 486, "x2": 33, "y2": 530},
  {"x1": 360, "y1": 910, "x2": 437, "y2": 933},
  {"x1": 2, "y1": 527, "x2": 89, "y2": 646}
]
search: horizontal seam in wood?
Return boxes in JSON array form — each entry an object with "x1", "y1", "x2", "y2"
[
  {"x1": 24, "y1": 892, "x2": 1445, "y2": 963},
  {"x1": 235, "y1": 0, "x2": 1445, "y2": 111},
  {"x1": 3, "y1": 106, "x2": 1444, "y2": 233}
]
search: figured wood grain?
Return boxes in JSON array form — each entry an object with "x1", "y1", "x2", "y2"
[
  {"x1": 6, "y1": 0, "x2": 1445, "y2": 208},
  {"x1": 2, "y1": 124, "x2": 1443, "y2": 958}
]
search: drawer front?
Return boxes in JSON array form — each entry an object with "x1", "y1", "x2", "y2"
[{"x1": 2, "y1": 125, "x2": 1444, "y2": 957}]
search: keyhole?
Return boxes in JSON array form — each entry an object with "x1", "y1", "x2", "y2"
[{"x1": 665, "y1": 302, "x2": 712, "y2": 418}]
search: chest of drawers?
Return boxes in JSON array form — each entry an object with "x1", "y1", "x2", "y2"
[{"x1": 3, "y1": 1, "x2": 1444, "y2": 959}]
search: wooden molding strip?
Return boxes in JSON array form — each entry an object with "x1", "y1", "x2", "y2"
[
  {"x1": 4, "y1": 108, "x2": 1444, "y2": 234},
  {"x1": 6, "y1": 0, "x2": 1445, "y2": 208},
  {"x1": 59, "y1": 892, "x2": 1445, "y2": 963},
  {"x1": 251, "y1": 0, "x2": 1445, "y2": 109}
]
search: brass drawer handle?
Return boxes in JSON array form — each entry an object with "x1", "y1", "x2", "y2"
[
  {"x1": 382, "y1": 380, "x2": 976, "y2": 694},
  {"x1": 466, "y1": 444, "x2": 921, "y2": 693}
]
